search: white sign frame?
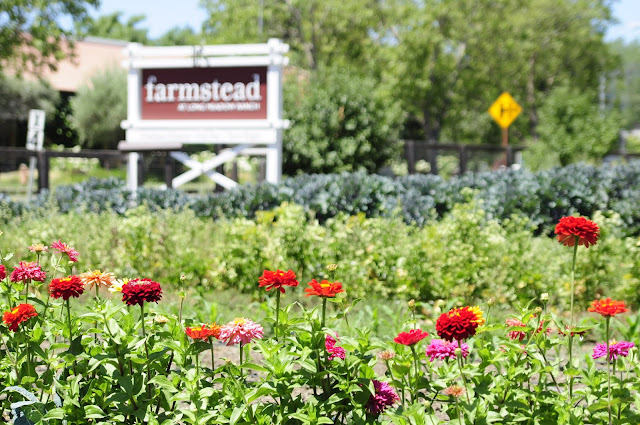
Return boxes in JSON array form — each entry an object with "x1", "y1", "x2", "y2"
[
  {"x1": 26, "y1": 109, "x2": 45, "y2": 201},
  {"x1": 119, "y1": 39, "x2": 289, "y2": 191}
]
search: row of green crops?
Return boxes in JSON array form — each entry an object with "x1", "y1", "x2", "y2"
[
  {"x1": 2, "y1": 161, "x2": 640, "y2": 234},
  {"x1": 1, "y1": 201, "x2": 639, "y2": 308}
]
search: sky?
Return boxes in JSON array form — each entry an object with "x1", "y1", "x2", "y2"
[{"x1": 91, "y1": 0, "x2": 640, "y2": 42}]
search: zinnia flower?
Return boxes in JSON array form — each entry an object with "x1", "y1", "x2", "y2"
[
  {"x1": 28, "y1": 243, "x2": 48, "y2": 253},
  {"x1": 10, "y1": 262, "x2": 46, "y2": 283},
  {"x1": 109, "y1": 278, "x2": 129, "y2": 293},
  {"x1": 79, "y1": 270, "x2": 116, "y2": 290},
  {"x1": 587, "y1": 298, "x2": 628, "y2": 317},
  {"x1": 326, "y1": 334, "x2": 346, "y2": 360},
  {"x1": 505, "y1": 317, "x2": 551, "y2": 341},
  {"x1": 219, "y1": 318, "x2": 264, "y2": 346},
  {"x1": 426, "y1": 339, "x2": 469, "y2": 361},
  {"x1": 185, "y1": 324, "x2": 222, "y2": 341},
  {"x1": 121, "y1": 278, "x2": 162, "y2": 306},
  {"x1": 554, "y1": 216, "x2": 599, "y2": 248},
  {"x1": 558, "y1": 326, "x2": 588, "y2": 338},
  {"x1": 443, "y1": 385, "x2": 466, "y2": 398},
  {"x1": 49, "y1": 276, "x2": 84, "y2": 300},
  {"x1": 0, "y1": 264, "x2": 5, "y2": 281},
  {"x1": 436, "y1": 306, "x2": 485, "y2": 342},
  {"x1": 258, "y1": 269, "x2": 299, "y2": 293},
  {"x1": 304, "y1": 279, "x2": 344, "y2": 298},
  {"x1": 50, "y1": 240, "x2": 79, "y2": 262},
  {"x1": 3, "y1": 304, "x2": 38, "y2": 331},
  {"x1": 378, "y1": 350, "x2": 396, "y2": 361},
  {"x1": 593, "y1": 340, "x2": 635, "y2": 362},
  {"x1": 365, "y1": 380, "x2": 399, "y2": 415},
  {"x1": 393, "y1": 328, "x2": 429, "y2": 346}
]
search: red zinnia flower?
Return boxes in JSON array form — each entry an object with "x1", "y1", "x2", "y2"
[
  {"x1": 121, "y1": 278, "x2": 162, "y2": 306},
  {"x1": 394, "y1": 328, "x2": 429, "y2": 346},
  {"x1": 185, "y1": 324, "x2": 222, "y2": 341},
  {"x1": 3, "y1": 304, "x2": 38, "y2": 331},
  {"x1": 0, "y1": 264, "x2": 5, "y2": 281},
  {"x1": 304, "y1": 279, "x2": 344, "y2": 298},
  {"x1": 326, "y1": 334, "x2": 346, "y2": 360},
  {"x1": 555, "y1": 216, "x2": 599, "y2": 248},
  {"x1": 49, "y1": 276, "x2": 84, "y2": 300},
  {"x1": 587, "y1": 298, "x2": 627, "y2": 317},
  {"x1": 258, "y1": 269, "x2": 299, "y2": 293},
  {"x1": 10, "y1": 261, "x2": 46, "y2": 283},
  {"x1": 50, "y1": 240, "x2": 79, "y2": 262},
  {"x1": 436, "y1": 306, "x2": 485, "y2": 342}
]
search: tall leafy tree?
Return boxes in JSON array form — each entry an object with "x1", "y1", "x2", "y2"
[
  {"x1": 0, "y1": 0, "x2": 99, "y2": 72},
  {"x1": 79, "y1": 12, "x2": 150, "y2": 44}
]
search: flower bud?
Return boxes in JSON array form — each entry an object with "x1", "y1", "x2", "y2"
[
  {"x1": 487, "y1": 298, "x2": 495, "y2": 307},
  {"x1": 534, "y1": 307, "x2": 543, "y2": 314},
  {"x1": 540, "y1": 293, "x2": 549, "y2": 302},
  {"x1": 326, "y1": 264, "x2": 338, "y2": 272},
  {"x1": 454, "y1": 347, "x2": 462, "y2": 357},
  {"x1": 408, "y1": 299, "x2": 416, "y2": 310},
  {"x1": 180, "y1": 274, "x2": 187, "y2": 282}
]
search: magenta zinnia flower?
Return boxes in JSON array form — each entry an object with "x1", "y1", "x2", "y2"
[
  {"x1": 0, "y1": 264, "x2": 5, "y2": 281},
  {"x1": 365, "y1": 380, "x2": 399, "y2": 415},
  {"x1": 425, "y1": 339, "x2": 469, "y2": 361},
  {"x1": 219, "y1": 318, "x2": 264, "y2": 346},
  {"x1": 326, "y1": 334, "x2": 346, "y2": 361},
  {"x1": 593, "y1": 340, "x2": 635, "y2": 362},
  {"x1": 50, "y1": 240, "x2": 79, "y2": 262},
  {"x1": 10, "y1": 262, "x2": 46, "y2": 283}
]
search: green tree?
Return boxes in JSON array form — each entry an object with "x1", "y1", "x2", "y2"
[
  {"x1": 282, "y1": 67, "x2": 402, "y2": 175},
  {"x1": 200, "y1": 0, "x2": 383, "y2": 70},
  {"x1": 70, "y1": 67, "x2": 127, "y2": 150},
  {"x1": 529, "y1": 85, "x2": 620, "y2": 168},
  {"x1": 0, "y1": 0, "x2": 99, "y2": 72},
  {"x1": 79, "y1": 12, "x2": 150, "y2": 43},
  {"x1": 610, "y1": 40, "x2": 640, "y2": 128},
  {"x1": 155, "y1": 26, "x2": 202, "y2": 46},
  {"x1": 0, "y1": 73, "x2": 59, "y2": 120}
]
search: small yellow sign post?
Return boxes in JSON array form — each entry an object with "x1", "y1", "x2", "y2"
[{"x1": 488, "y1": 92, "x2": 522, "y2": 146}]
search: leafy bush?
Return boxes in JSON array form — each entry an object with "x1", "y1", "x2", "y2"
[
  {"x1": 2, "y1": 203, "x2": 640, "y2": 308},
  {"x1": 282, "y1": 67, "x2": 403, "y2": 175}
]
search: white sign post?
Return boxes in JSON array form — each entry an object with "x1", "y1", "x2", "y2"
[
  {"x1": 26, "y1": 109, "x2": 45, "y2": 200},
  {"x1": 119, "y1": 39, "x2": 289, "y2": 192}
]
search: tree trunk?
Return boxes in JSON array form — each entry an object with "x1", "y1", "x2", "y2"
[{"x1": 527, "y1": 56, "x2": 538, "y2": 140}]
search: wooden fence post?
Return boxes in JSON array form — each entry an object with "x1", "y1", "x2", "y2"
[
  {"x1": 36, "y1": 151, "x2": 49, "y2": 192},
  {"x1": 406, "y1": 140, "x2": 416, "y2": 174},
  {"x1": 164, "y1": 154, "x2": 175, "y2": 188}
]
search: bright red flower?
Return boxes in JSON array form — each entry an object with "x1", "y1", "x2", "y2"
[
  {"x1": 0, "y1": 264, "x2": 5, "y2": 281},
  {"x1": 50, "y1": 240, "x2": 79, "y2": 262},
  {"x1": 587, "y1": 298, "x2": 627, "y2": 317},
  {"x1": 3, "y1": 304, "x2": 37, "y2": 331},
  {"x1": 49, "y1": 276, "x2": 84, "y2": 300},
  {"x1": 121, "y1": 278, "x2": 162, "y2": 306},
  {"x1": 10, "y1": 261, "x2": 46, "y2": 283},
  {"x1": 394, "y1": 329, "x2": 429, "y2": 346},
  {"x1": 185, "y1": 324, "x2": 222, "y2": 341},
  {"x1": 436, "y1": 306, "x2": 485, "y2": 342},
  {"x1": 554, "y1": 216, "x2": 599, "y2": 248},
  {"x1": 258, "y1": 269, "x2": 299, "y2": 293},
  {"x1": 304, "y1": 279, "x2": 344, "y2": 298}
]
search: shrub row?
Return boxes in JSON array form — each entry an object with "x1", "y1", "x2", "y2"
[
  {"x1": 1, "y1": 202, "x2": 639, "y2": 307},
  {"x1": 2, "y1": 162, "x2": 640, "y2": 234}
]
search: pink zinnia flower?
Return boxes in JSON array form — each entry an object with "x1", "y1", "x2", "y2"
[
  {"x1": 425, "y1": 339, "x2": 469, "y2": 361},
  {"x1": 593, "y1": 341, "x2": 634, "y2": 362},
  {"x1": 219, "y1": 318, "x2": 264, "y2": 346},
  {"x1": 10, "y1": 262, "x2": 46, "y2": 283},
  {"x1": 326, "y1": 334, "x2": 346, "y2": 360},
  {"x1": 0, "y1": 264, "x2": 5, "y2": 281},
  {"x1": 506, "y1": 318, "x2": 527, "y2": 341},
  {"x1": 50, "y1": 240, "x2": 79, "y2": 262},
  {"x1": 365, "y1": 380, "x2": 399, "y2": 415}
]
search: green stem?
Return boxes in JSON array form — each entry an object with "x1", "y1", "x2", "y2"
[
  {"x1": 66, "y1": 299, "x2": 76, "y2": 375},
  {"x1": 456, "y1": 341, "x2": 471, "y2": 404},
  {"x1": 568, "y1": 238, "x2": 579, "y2": 400},
  {"x1": 410, "y1": 345, "x2": 419, "y2": 402},
  {"x1": 275, "y1": 290, "x2": 281, "y2": 341},
  {"x1": 321, "y1": 298, "x2": 327, "y2": 329},
  {"x1": 605, "y1": 317, "x2": 612, "y2": 425},
  {"x1": 24, "y1": 279, "x2": 30, "y2": 304},
  {"x1": 239, "y1": 343, "x2": 244, "y2": 378},
  {"x1": 0, "y1": 330, "x2": 19, "y2": 381},
  {"x1": 210, "y1": 337, "x2": 215, "y2": 373},
  {"x1": 141, "y1": 303, "x2": 151, "y2": 399},
  {"x1": 455, "y1": 395, "x2": 464, "y2": 424}
]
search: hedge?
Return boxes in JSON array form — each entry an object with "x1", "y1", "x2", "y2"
[{"x1": 2, "y1": 162, "x2": 640, "y2": 235}]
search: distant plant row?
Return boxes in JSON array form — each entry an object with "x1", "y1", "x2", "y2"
[{"x1": 2, "y1": 162, "x2": 640, "y2": 235}]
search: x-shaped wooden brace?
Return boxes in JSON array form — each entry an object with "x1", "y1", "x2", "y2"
[{"x1": 170, "y1": 144, "x2": 250, "y2": 189}]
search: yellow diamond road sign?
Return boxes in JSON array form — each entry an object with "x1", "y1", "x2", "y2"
[{"x1": 488, "y1": 92, "x2": 522, "y2": 129}]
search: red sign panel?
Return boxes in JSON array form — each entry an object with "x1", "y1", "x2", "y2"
[{"x1": 141, "y1": 67, "x2": 267, "y2": 120}]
